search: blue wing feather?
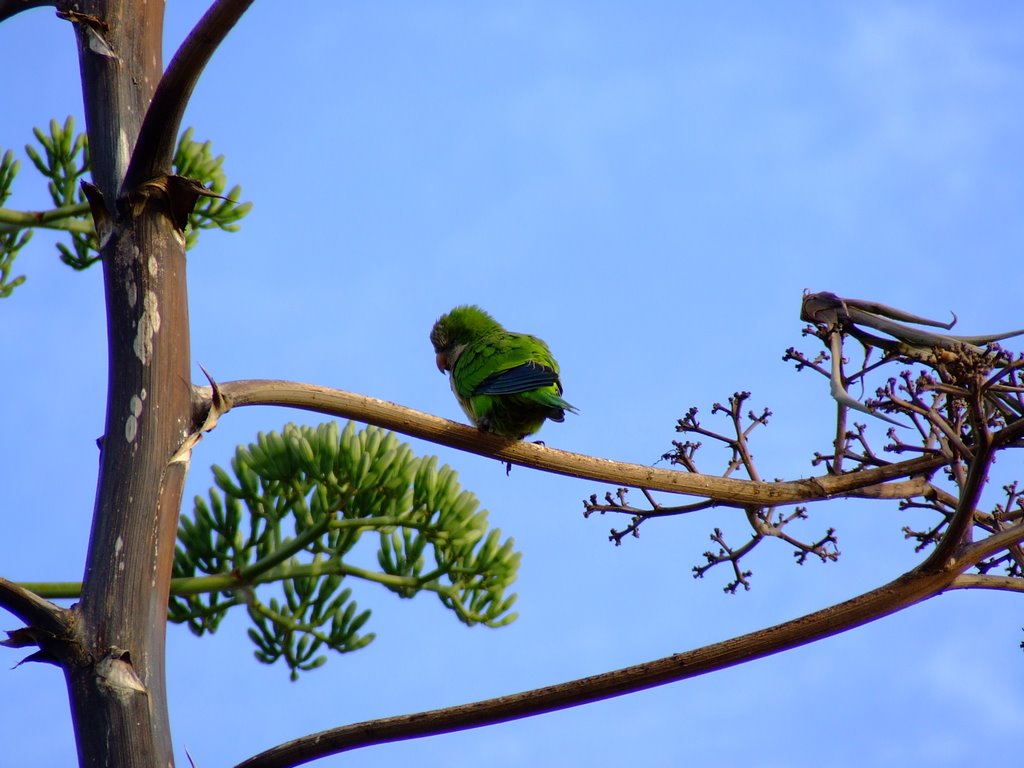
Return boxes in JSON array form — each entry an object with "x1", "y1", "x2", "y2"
[{"x1": 475, "y1": 361, "x2": 560, "y2": 395}]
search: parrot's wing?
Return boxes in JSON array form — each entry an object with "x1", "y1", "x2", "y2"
[{"x1": 475, "y1": 361, "x2": 560, "y2": 395}]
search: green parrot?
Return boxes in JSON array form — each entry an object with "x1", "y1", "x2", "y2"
[{"x1": 430, "y1": 305, "x2": 578, "y2": 438}]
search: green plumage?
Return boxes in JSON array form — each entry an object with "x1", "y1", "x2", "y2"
[{"x1": 430, "y1": 305, "x2": 578, "y2": 438}]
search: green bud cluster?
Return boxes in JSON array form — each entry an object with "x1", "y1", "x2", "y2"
[
  {"x1": 0, "y1": 150, "x2": 28, "y2": 297},
  {"x1": 171, "y1": 422, "x2": 520, "y2": 679},
  {"x1": 24, "y1": 117, "x2": 94, "y2": 269},
  {"x1": 0, "y1": 118, "x2": 251, "y2": 296}
]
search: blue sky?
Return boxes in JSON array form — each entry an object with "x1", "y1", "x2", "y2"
[{"x1": 2, "y1": 2, "x2": 1023, "y2": 766}]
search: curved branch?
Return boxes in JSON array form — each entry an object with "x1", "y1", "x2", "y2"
[
  {"x1": 993, "y1": 413, "x2": 1024, "y2": 448},
  {"x1": 201, "y1": 379, "x2": 948, "y2": 507},
  {"x1": 235, "y1": 563, "x2": 961, "y2": 768},
  {"x1": 122, "y1": 0, "x2": 254, "y2": 191},
  {"x1": 948, "y1": 574, "x2": 1024, "y2": 593},
  {"x1": 921, "y1": 442, "x2": 993, "y2": 571},
  {"x1": 0, "y1": 0, "x2": 50, "y2": 23},
  {"x1": 958, "y1": 523, "x2": 1024, "y2": 563}
]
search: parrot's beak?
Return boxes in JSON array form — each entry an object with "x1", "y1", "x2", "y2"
[{"x1": 435, "y1": 352, "x2": 448, "y2": 373}]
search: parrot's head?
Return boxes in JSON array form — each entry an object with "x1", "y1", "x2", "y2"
[
  {"x1": 430, "y1": 305, "x2": 502, "y2": 374},
  {"x1": 429, "y1": 318, "x2": 454, "y2": 374}
]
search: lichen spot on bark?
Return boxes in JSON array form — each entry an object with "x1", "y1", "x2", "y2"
[
  {"x1": 124, "y1": 393, "x2": 144, "y2": 443},
  {"x1": 132, "y1": 290, "x2": 161, "y2": 364}
]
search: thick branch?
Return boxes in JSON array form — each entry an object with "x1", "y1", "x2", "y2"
[
  {"x1": 841, "y1": 477, "x2": 934, "y2": 500},
  {"x1": 0, "y1": 577, "x2": 69, "y2": 635},
  {"x1": 123, "y1": 0, "x2": 254, "y2": 190},
  {"x1": 236, "y1": 562, "x2": 962, "y2": 768},
  {"x1": 201, "y1": 380, "x2": 947, "y2": 507}
]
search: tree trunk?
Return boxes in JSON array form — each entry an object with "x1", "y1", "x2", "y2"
[{"x1": 64, "y1": 2, "x2": 190, "y2": 765}]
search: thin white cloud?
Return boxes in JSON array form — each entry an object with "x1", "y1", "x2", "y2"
[{"x1": 836, "y1": 5, "x2": 1021, "y2": 176}]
